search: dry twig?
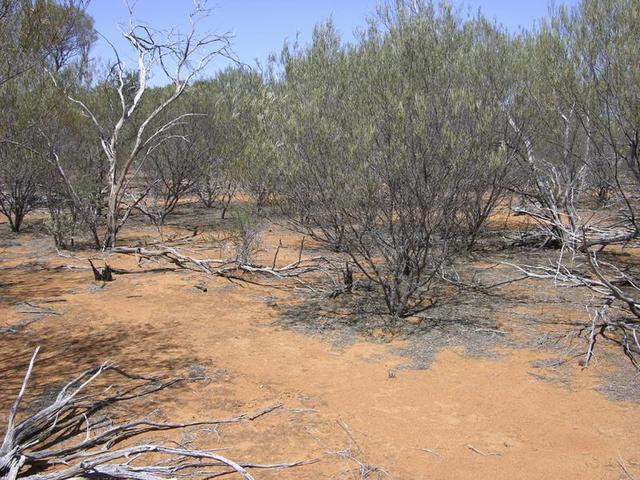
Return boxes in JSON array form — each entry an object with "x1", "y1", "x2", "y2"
[{"x1": 465, "y1": 444, "x2": 501, "y2": 457}]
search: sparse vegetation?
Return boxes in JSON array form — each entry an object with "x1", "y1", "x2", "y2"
[{"x1": 1, "y1": 0, "x2": 640, "y2": 478}]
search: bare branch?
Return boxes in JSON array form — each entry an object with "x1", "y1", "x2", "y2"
[{"x1": 0, "y1": 349, "x2": 312, "y2": 479}]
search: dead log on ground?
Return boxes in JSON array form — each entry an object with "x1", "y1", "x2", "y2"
[{"x1": 110, "y1": 245, "x2": 327, "y2": 281}]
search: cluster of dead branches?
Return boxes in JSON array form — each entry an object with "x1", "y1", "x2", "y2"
[
  {"x1": 110, "y1": 244, "x2": 327, "y2": 282},
  {"x1": 0, "y1": 348, "x2": 312, "y2": 480},
  {"x1": 508, "y1": 248, "x2": 640, "y2": 368}
]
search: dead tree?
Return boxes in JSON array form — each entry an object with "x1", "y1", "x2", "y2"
[
  {"x1": 507, "y1": 234, "x2": 640, "y2": 369},
  {"x1": 52, "y1": 1, "x2": 234, "y2": 248},
  {"x1": 0, "y1": 348, "x2": 312, "y2": 479},
  {"x1": 506, "y1": 108, "x2": 589, "y2": 249}
]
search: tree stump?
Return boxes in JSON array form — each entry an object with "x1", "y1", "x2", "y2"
[
  {"x1": 89, "y1": 260, "x2": 114, "y2": 282},
  {"x1": 343, "y1": 262, "x2": 353, "y2": 293}
]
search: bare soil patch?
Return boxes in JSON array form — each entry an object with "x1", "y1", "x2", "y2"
[{"x1": 2, "y1": 216, "x2": 640, "y2": 479}]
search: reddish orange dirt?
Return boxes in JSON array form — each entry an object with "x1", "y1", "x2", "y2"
[{"x1": 1, "y1": 218, "x2": 639, "y2": 479}]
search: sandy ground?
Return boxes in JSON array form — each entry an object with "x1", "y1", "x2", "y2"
[{"x1": 1, "y1": 213, "x2": 639, "y2": 479}]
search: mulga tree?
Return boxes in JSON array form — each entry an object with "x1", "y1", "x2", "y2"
[
  {"x1": 0, "y1": 71, "x2": 49, "y2": 232},
  {"x1": 344, "y1": 1, "x2": 472, "y2": 317},
  {"x1": 0, "y1": 0, "x2": 94, "y2": 233},
  {"x1": 275, "y1": 1, "x2": 517, "y2": 317},
  {"x1": 0, "y1": 0, "x2": 93, "y2": 89},
  {"x1": 0, "y1": 142, "x2": 46, "y2": 233},
  {"x1": 189, "y1": 74, "x2": 241, "y2": 218},
  {"x1": 276, "y1": 21, "x2": 360, "y2": 251},
  {"x1": 454, "y1": 17, "x2": 518, "y2": 250},
  {"x1": 228, "y1": 66, "x2": 283, "y2": 213}
]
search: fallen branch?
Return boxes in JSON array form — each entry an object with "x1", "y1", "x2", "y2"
[
  {"x1": 465, "y1": 444, "x2": 501, "y2": 457},
  {"x1": 327, "y1": 420, "x2": 387, "y2": 479},
  {"x1": 507, "y1": 253, "x2": 640, "y2": 369},
  {"x1": 0, "y1": 348, "x2": 314, "y2": 479},
  {"x1": 617, "y1": 455, "x2": 637, "y2": 480},
  {"x1": 417, "y1": 447, "x2": 440, "y2": 457},
  {"x1": 110, "y1": 245, "x2": 328, "y2": 282}
]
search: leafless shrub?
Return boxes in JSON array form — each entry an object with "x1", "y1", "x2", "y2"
[
  {"x1": 136, "y1": 132, "x2": 202, "y2": 236},
  {"x1": 196, "y1": 164, "x2": 236, "y2": 219}
]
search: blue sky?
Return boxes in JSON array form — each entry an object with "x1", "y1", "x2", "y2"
[{"x1": 87, "y1": 1, "x2": 579, "y2": 81}]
